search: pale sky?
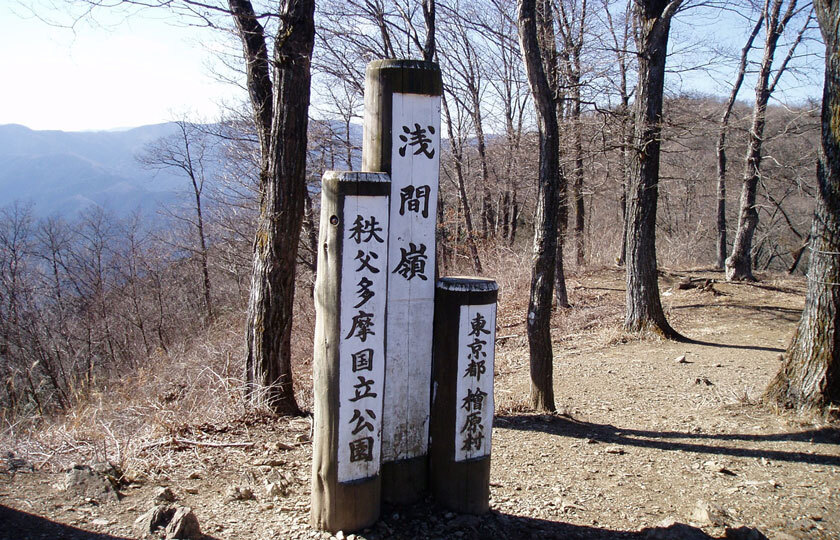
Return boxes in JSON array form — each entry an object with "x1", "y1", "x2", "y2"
[
  {"x1": 0, "y1": 2, "x2": 824, "y2": 133},
  {"x1": 0, "y1": 2, "x2": 241, "y2": 132}
]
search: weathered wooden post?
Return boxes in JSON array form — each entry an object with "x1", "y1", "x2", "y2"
[
  {"x1": 311, "y1": 171, "x2": 390, "y2": 532},
  {"x1": 429, "y1": 277, "x2": 497, "y2": 514},
  {"x1": 362, "y1": 59, "x2": 443, "y2": 504}
]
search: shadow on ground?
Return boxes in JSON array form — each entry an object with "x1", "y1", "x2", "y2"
[
  {"x1": 497, "y1": 414, "x2": 840, "y2": 467},
  {"x1": 0, "y1": 504, "x2": 219, "y2": 540},
  {"x1": 368, "y1": 500, "x2": 762, "y2": 539}
]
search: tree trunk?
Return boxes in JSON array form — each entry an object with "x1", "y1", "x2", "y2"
[
  {"x1": 572, "y1": 91, "x2": 585, "y2": 268},
  {"x1": 234, "y1": 0, "x2": 315, "y2": 415},
  {"x1": 193, "y1": 178, "x2": 214, "y2": 322},
  {"x1": 716, "y1": 16, "x2": 764, "y2": 270},
  {"x1": 726, "y1": 0, "x2": 798, "y2": 281},
  {"x1": 624, "y1": 0, "x2": 682, "y2": 338},
  {"x1": 442, "y1": 92, "x2": 482, "y2": 274},
  {"x1": 518, "y1": 0, "x2": 561, "y2": 412},
  {"x1": 765, "y1": 1, "x2": 840, "y2": 410}
]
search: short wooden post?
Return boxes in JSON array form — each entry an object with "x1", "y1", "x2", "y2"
[
  {"x1": 362, "y1": 59, "x2": 443, "y2": 504},
  {"x1": 429, "y1": 277, "x2": 498, "y2": 514},
  {"x1": 311, "y1": 171, "x2": 390, "y2": 532}
]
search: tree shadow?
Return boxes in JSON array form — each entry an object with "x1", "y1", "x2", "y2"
[
  {"x1": 368, "y1": 499, "x2": 740, "y2": 539},
  {"x1": 673, "y1": 302, "x2": 802, "y2": 322},
  {"x1": 0, "y1": 504, "x2": 219, "y2": 540},
  {"x1": 679, "y1": 336, "x2": 786, "y2": 353},
  {"x1": 496, "y1": 415, "x2": 840, "y2": 467}
]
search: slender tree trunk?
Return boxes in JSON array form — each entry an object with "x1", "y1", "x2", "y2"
[
  {"x1": 765, "y1": 2, "x2": 840, "y2": 409},
  {"x1": 234, "y1": 0, "x2": 315, "y2": 415},
  {"x1": 193, "y1": 180, "x2": 214, "y2": 322},
  {"x1": 624, "y1": 0, "x2": 682, "y2": 338},
  {"x1": 472, "y1": 90, "x2": 495, "y2": 239},
  {"x1": 618, "y1": 102, "x2": 631, "y2": 266},
  {"x1": 510, "y1": 190, "x2": 519, "y2": 245},
  {"x1": 602, "y1": 0, "x2": 632, "y2": 266},
  {"x1": 442, "y1": 92, "x2": 483, "y2": 273},
  {"x1": 726, "y1": 0, "x2": 799, "y2": 281},
  {"x1": 519, "y1": 0, "x2": 561, "y2": 411},
  {"x1": 716, "y1": 16, "x2": 764, "y2": 270},
  {"x1": 572, "y1": 88, "x2": 585, "y2": 268}
]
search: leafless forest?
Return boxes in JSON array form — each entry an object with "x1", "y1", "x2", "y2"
[{"x1": 0, "y1": 0, "x2": 822, "y2": 427}]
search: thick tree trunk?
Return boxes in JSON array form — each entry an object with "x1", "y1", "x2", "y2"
[
  {"x1": 235, "y1": 0, "x2": 315, "y2": 415},
  {"x1": 624, "y1": 0, "x2": 682, "y2": 338},
  {"x1": 519, "y1": 0, "x2": 561, "y2": 412},
  {"x1": 765, "y1": 2, "x2": 840, "y2": 410}
]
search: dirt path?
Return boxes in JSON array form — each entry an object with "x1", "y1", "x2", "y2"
[{"x1": 1, "y1": 268, "x2": 838, "y2": 539}]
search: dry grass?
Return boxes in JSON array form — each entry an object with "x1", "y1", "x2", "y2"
[{"x1": 0, "y1": 243, "x2": 801, "y2": 482}]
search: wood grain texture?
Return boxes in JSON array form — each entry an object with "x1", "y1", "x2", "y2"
[
  {"x1": 429, "y1": 277, "x2": 497, "y2": 514},
  {"x1": 311, "y1": 171, "x2": 390, "y2": 533},
  {"x1": 361, "y1": 59, "x2": 443, "y2": 505}
]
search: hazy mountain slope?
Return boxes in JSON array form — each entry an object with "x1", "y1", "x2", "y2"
[{"x1": 0, "y1": 123, "x2": 187, "y2": 217}]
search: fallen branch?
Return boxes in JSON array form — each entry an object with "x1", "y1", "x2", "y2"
[{"x1": 139, "y1": 437, "x2": 255, "y2": 452}]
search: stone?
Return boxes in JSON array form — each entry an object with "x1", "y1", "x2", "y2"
[
  {"x1": 155, "y1": 486, "x2": 177, "y2": 503},
  {"x1": 265, "y1": 481, "x2": 286, "y2": 498},
  {"x1": 64, "y1": 464, "x2": 120, "y2": 502},
  {"x1": 675, "y1": 355, "x2": 689, "y2": 364},
  {"x1": 692, "y1": 500, "x2": 730, "y2": 527},
  {"x1": 225, "y1": 485, "x2": 255, "y2": 502},
  {"x1": 134, "y1": 504, "x2": 176, "y2": 537},
  {"x1": 164, "y1": 506, "x2": 202, "y2": 539},
  {"x1": 448, "y1": 514, "x2": 481, "y2": 529}
]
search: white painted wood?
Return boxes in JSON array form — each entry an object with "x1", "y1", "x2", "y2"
[
  {"x1": 338, "y1": 195, "x2": 389, "y2": 483},
  {"x1": 383, "y1": 93, "x2": 441, "y2": 463},
  {"x1": 454, "y1": 303, "x2": 496, "y2": 462}
]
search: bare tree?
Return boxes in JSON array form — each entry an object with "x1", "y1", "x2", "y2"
[
  {"x1": 623, "y1": 0, "x2": 682, "y2": 337},
  {"x1": 229, "y1": 0, "x2": 315, "y2": 415},
  {"x1": 764, "y1": 0, "x2": 840, "y2": 410},
  {"x1": 726, "y1": 0, "x2": 812, "y2": 281},
  {"x1": 518, "y1": 0, "x2": 564, "y2": 411},
  {"x1": 596, "y1": 0, "x2": 634, "y2": 266},
  {"x1": 139, "y1": 119, "x2": 216, "y2": 322},
  {"x1": 715, "y1": 12, "x2": 765, "y2": 269},
  {"x1": 555, "y1": 0, "x2": 589, "y2": 267}
]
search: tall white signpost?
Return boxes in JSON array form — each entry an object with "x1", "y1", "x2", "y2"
[{"x1": 362, "y1": 59, "x2": 442, "y2": 503}]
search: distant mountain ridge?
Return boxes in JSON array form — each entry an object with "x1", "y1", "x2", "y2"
[{"x1": 0, "y1": 123, "x2": 190, "y2": 218}]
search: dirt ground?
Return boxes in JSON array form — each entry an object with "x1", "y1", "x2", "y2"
[{"x1": 1, "y1": 267, "x2": 838, "y2": 539}]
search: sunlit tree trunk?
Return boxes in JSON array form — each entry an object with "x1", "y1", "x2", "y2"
[
  {"x1": 765, "y1": 0, "x2": 840, "y2": 410},
  {"x1": 726, "y1": 0, "x2": 805, "y2": 280},
  {"x1": 716, "y1": 14, "x2": 764, "y2": 270},
  {"x1": 624, "y1": 0, "x2": 682, "y2": 338},
  {"x1": 232, "y1": 0, "x2": 315, "y2": 415},
  {"x1": 519, "y1": 0, "x2": 563, "y2": 411}
]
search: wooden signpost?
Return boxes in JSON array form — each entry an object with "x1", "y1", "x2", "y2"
[
  {"x1": 429, "y1": 277, "x2": 498, "y2": 514},
  {"x1": 311, "y1": 60, "x2": 496, "y2": 533},
  {"x1": 311, "y1": 171, "x2": 390, "y2": 533},
  {"x1": 362, "y1": 59, "x2": 443, "y2": 504}
]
